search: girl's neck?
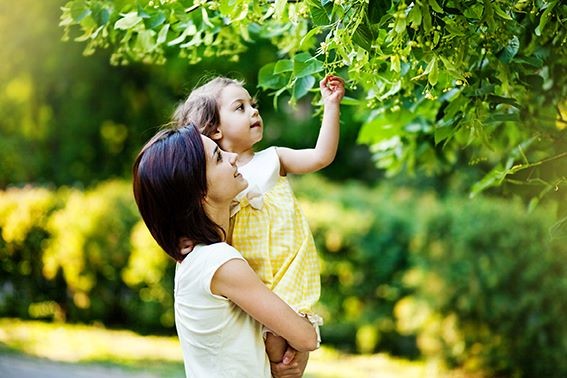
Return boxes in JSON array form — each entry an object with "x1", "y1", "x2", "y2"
[{"x1": 235, "y1": 148, "x2": 255, "y2": 166}]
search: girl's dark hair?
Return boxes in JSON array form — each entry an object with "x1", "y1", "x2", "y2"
[
  {"x1": 172, "y1": 77, "x2": 244, "y2": 137},
  {"x1": 132, "y1": 124, "x2": 224, "y2": 262}
]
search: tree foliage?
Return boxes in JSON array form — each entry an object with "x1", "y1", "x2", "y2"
[{"x1": 60, "y1": 0, "x2": 567, "y2": 202}]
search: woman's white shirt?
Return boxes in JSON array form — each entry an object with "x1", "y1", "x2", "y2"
[{"x1": 174, "y1": 242, "x2": 271, "y2": 377}]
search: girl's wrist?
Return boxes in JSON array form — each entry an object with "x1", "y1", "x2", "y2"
[{"x1": 323, "y1": 99, "x2": 341, "y2": 108}]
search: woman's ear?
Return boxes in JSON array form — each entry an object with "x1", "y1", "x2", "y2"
[{"x1": 178, "y1": 236, "x2": 195, "y2": 255}]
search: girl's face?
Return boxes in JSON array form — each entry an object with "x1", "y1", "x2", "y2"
[
  {"x1": 202, "y1": 135, "x2": 248, "y2": 203},
  {"x1": 215, "y1": 84, "x2": 263, "y2": 153}
]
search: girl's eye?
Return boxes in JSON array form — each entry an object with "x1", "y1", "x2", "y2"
[
  {"x1": 236, "y1": 104, "x2": 244, "y2": 111},
  {"x1": 251, "y1": 102, "x2": 259, "y2": 109}
]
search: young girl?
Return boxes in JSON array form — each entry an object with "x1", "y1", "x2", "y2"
[
  {"x1": 132, "y1": 125, "x2": 318, "y2": 377},
  {"x1": 173, "y1": 74, "x2": 345, "y2": 367}
]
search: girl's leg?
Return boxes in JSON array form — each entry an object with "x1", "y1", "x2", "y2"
[{"x1": 265, "y1": 332, "x2": 288, "y2": 363}]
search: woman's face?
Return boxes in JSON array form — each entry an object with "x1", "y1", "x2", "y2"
[{"x1": 202, "y1": 135, "x2": 248, "y2": 203}]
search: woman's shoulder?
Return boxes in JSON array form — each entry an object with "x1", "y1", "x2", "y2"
[
  {"x1": 198, "y1": 242, "x2": 242, "y2": 258},
  {"x1": 180, "y1": 243, "x2": 243, "y2": 268},
  {"x1": 175, "y1": 243, "x2": 245, "y2": 288}
]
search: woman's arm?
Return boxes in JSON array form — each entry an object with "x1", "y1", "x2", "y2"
[
  {"x1": 211, "y1": 258, "x2": 318, "y2": 352},
  {"x1": 277, "y1": 75, "x2": 345, "y2": 175}
]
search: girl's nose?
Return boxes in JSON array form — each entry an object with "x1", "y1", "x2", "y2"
[{"x1": 250, "y1": 106, "x2": 259, "y2": 116}]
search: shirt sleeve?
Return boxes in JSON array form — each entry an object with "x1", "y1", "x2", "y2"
[{"x1": 202, "y1": 243, "x2": 246, "y2": 298}]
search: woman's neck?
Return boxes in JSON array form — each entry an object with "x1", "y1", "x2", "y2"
[{"x1": 204, "y1": 200, "x2": 231, "y2": 239}]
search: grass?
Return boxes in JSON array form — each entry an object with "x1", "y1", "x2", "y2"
[{"x1": 0, "y1": 318, "x2": 448, "y2": 377}]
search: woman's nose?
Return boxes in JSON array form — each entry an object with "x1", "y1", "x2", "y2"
[{"x1": 228, "y1": 152, "x2": 238, "y2": 165}]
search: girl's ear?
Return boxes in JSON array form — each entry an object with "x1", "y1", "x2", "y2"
[{"x1": 210, "y1": 127, "x2": 223, "y2": 141}]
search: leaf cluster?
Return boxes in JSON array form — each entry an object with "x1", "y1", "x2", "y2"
[{"x1": 59, "y1": 0, "x2": 567, "y2": 204}]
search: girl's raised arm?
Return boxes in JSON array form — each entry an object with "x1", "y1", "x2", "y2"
[
  {"x1": 277, "y1": 75, "x2": 345, "y2": 175},
  {"x1": 211, "y1": 258, "x2": 318, "y2": 352}
]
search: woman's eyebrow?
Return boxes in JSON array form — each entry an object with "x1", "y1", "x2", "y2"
[{"x1": 212, "y1": 145, "x2": 220, "y2": 159}]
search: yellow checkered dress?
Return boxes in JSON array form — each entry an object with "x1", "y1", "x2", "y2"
[{"x1": 230, "y1": 147, "x2": 320, "y2": 313}]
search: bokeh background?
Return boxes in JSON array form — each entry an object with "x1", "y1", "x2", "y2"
[{"x1": 1, "y1": 1, "x2": 566, "y2": 377}]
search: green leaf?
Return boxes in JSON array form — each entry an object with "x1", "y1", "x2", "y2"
[
  {"x1": 408, "y1": 5, "x2": 422, "y2": 28},
  {"x1": 353, "y1": 21, "x2": 374, "y2": 52},
  {"x1": 90, "y1": 4, "x2": 110, "y2": 25},
  {"x1": 470, "y1": 166, "x2": 505, "y2": 197},
  {"x1": 514, "y1": 56, "x2": 543, "y2": 68},
  {"x1": 422, "y1": 2, "x2": 432, "y2": 32},
  {"x1": 368, "y1": 0, "x2": 389, "y2": 23},
  {"x1": 485, "y1": 112, "x2": 520, "y2": 123},
  {"x1": 146, "y1": 12, "x2": 166, "y2": 29},
  {"x1": 136, "y1": 29, "x2": 155, "y2": 52},
  {"x1": 428, "y1": 58, "x2": 438, "y2": 85},
  {"x1": 341, "y1": 97, "x2": 362, "y2": 106},
  {"x1": 293, "y1": 53, "x2": 324, "y2": 78},
  {"x1": 429, "y1": 0, "x2": 444, "y2": 13},
  {"x1": 497, "y1": 36, "x2": 520, "y2": 63},
  {"x1": 434, "y1": 124, "x2": 455, "y2": 145},
  {"x1": 114, "y1": 12, "x2": 143, "y2": 30},
  {"x1": 492, "y1": 2, "x2": 512, "y2": 20},
  {"x1": 274, "y1": 0, "x2": 287, "y2": 19},
  {"x1": 309, "y1": 0, "x2": 329, "y2": 26},
  {"x1": 463, "y1": 4, "x2": 483, "y2": 19},
  {"x1": 219, "y1": 0, "x2": 232, "y2": 16},
  {"x1": 168, "y1": 24, "x2": 196, "y2": 46},
  {"x1": 70, "y1": 1, "x2": 92, "y2": 22},
  {"x1": 292, "y1": 75, "x2": 316, "y2": 100},
  {"x1": 527, "y1": 196, "x2": 540, "y2": 213},
  {"x1": 487, "y1": 95, "x2": 519, "y2": 108},
  {"x1": 299, "y1": 26, "x2": 322, "y2": 49},
  {"x1": 379, "y1": 80, "x2": 402, "y2": 100},
  {"x1": 258, "y1": 63, "x2": 289, "y2": 90},
  {"x1": 394, "y1": 17, "x2": 406, "y2": 34},
  {"x1": 535, "y1": 0, "x2": 558, "y2": 36},
  {"x1": 274, "y1": 60, "x2": 293, "y2": 74},
  {"x1": 156, "y1": 24, "x2": 170, "y2": 45}
]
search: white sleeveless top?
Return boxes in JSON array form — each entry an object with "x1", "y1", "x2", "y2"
[{"x1": 174, "y1": 242, "x2": 270, "y2": 377}]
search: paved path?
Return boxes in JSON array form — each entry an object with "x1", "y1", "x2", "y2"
[{"x1": 0, "y1": 354, "x2": 160, "y2": 378}]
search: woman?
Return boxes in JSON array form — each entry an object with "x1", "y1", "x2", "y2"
[{"x1": 132, "y1": 125, "x2": 318, "y2": 377}]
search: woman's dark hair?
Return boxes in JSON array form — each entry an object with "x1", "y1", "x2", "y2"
[
  {"x1": 132, "y1": 125, "x2": 224, "y2": 262},
  {"x1": 172, "y1": 77, "x2": 244, "y2": 137}
]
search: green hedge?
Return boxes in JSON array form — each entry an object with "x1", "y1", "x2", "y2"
[
  {"x1": 0, "y1": 181, "x2": 174, "y2": 332},
  {"x1": 1, "y1": 177, "x2": 566, "y2": 376},
  {"x1": 397, "y1": 197, "x2": 567, "y2": 377}
]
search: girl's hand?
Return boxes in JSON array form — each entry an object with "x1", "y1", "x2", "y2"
[
  {"x1": 271, "y1": 348, "x2": 309, "y2": 378},
  {"x1": 320, "y1": 75, "x2": 345, "y2": 105}
]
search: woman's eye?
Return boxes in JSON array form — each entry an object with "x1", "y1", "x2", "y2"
[{"x1": 216, "y1": 152, "x2": 223, "y2": 162}]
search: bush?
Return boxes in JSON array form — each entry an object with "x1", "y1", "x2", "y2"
[
  {"x1": 0, "y1": 186, "x2": 61, "y2": 319},
  {"x1": 396, "y1": 197, "x2": 567, "y2": 377},
  {"x1": 0, "y1": 181, "x2": 175, "y2": 332},
  {"x1": 1, "y1": 177, "x2": 566, "y2": 376},
  {"x1": 293, "y1": 175, "x2": 421, "y2": 357}
]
